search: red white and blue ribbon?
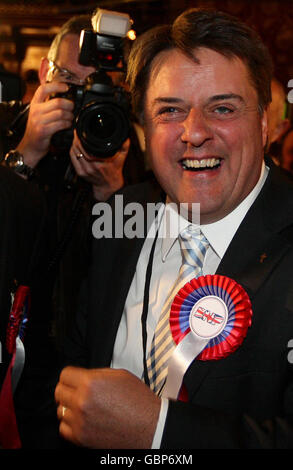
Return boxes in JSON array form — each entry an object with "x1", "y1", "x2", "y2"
[
  {"x1": 162, "y1": 275, "x2": 252, "y2": 400},
  {"x1": 0, "y1": 285, "x2": 31, "y2": 449}
]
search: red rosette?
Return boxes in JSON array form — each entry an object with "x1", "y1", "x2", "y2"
[
  {"x1": 169, "y1": 275, "x2": 252, "y2": 361},
  {"x1": 6, "y1": 286, "x2": 31, "y2": 354}
]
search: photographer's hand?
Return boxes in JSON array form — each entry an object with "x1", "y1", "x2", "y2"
[
  {"x1": 16, "y1": 82, "x2": 74, "y2": 168},
  {"x1": 70, "y1": 132, "x2": 130, "y2": 201}
]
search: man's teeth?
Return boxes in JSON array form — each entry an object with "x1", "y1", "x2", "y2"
[{"x1": 181, "y1": 158, "x2": 221, "y2": 170}]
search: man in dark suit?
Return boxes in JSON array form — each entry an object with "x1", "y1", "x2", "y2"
[{"x1": 55, "y1": 9, "x2": 293, "y2": 448}]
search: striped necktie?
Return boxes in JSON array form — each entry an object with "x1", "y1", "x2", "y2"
[{"x1": 146, "y1": 226, "x2": 209, "y2": 395}]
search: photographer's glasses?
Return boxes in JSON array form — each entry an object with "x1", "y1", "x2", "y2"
[{"x1": 48, "y1": 60, "x2": 87, "y2": 85}]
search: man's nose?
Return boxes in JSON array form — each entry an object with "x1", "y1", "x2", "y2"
[{"x1": 181, "y1": 108, "x2": 213, "y2": 146}]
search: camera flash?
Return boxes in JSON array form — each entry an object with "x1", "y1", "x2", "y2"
[{"x1": 92, "y1": 9, "x2": 131, "y2": 37}]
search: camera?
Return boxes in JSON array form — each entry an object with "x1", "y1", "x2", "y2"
[{"x1": 51, "y1": 9, "x2": 132, "y2": 159}]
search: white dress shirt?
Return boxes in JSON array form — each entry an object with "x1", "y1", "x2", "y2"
[{"x1": 111, "y1": 162, "x2": 268, "y2": 447}]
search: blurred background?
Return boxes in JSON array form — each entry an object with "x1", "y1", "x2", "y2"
[{"x1": 0, "y1": 0, "x2": 292, "y2": 106}]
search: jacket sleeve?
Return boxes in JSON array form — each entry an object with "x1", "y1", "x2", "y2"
[{"x1": 161, "y1": 392, "x2": 293, "y2": 449}]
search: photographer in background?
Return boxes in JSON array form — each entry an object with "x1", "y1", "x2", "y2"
[
  {"x1": 0, "y1": 12, "x2": 146, "y2": 449},
  {"x1": 5, "y1": 15, "x2": 145, "y2": 201}
]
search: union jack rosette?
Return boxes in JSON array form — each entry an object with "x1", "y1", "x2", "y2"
[{"x1": 169, "y1": 274, "x2": 252, "y2": 360}]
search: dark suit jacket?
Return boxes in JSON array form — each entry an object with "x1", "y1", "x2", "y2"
[{"x1": 65, "y1": 160, "x2": 293, "y2": 448}]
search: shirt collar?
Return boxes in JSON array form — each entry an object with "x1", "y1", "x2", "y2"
[{"x1": 160, "y1": 161, "x2": 269, "y2": 262}]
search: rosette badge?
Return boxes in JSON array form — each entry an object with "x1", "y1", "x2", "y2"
[{"x1": 163, "y1": 275, "x2": 252, "y2": 400}]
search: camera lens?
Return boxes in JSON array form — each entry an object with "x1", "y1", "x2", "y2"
[
  {"x1": 88, "y1": 110, "x2": 116, "y2": 139},
  {"x1": 76, "y1": 101, "x2": 129, "y2": 158}
]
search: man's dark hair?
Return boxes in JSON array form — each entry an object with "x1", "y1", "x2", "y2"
[{"x1": 127, "y1": 8, "x2": 273, "y2": 121}]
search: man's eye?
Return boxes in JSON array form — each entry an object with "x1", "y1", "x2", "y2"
[
  {"x1": 156, "y1": 107, "x2": 187, "y2": 122},
  {"x1": 214, "y1": 106, "x2": 234, "y2": 114},
  {"x1": 158, "y1": 107, "x2": 178, "y2": 115}
]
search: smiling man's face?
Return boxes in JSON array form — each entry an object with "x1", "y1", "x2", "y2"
[{"x1": 143, "y1": 47, "x2": 268, "y2": 224}]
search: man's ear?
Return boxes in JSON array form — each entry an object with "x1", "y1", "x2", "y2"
[
  {"x1": 38, "y1": 57, "x2": 50, "y2": 84},
  {"x1": 273, "y1": 118, "x2": 291, "y2": 143}
]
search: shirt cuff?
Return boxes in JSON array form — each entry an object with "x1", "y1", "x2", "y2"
[{"x1": 151, "y1": 397, "x2": 169, "y2": 449}]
